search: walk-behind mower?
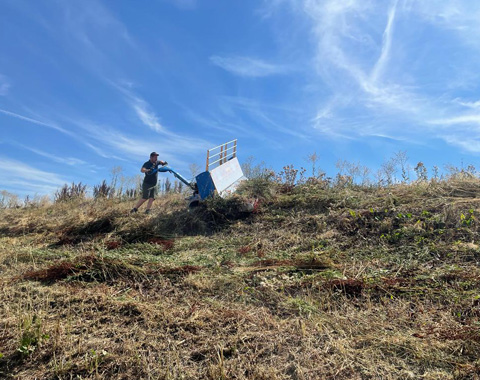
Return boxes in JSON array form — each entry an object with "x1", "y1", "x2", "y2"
[{"x1": 148, "y1": 140, "x2": 249, "y2": 208}]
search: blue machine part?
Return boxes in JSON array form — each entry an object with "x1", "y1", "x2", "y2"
[
  {"x1": 152, "y1": 166, "x2": 195, "y2": 190},
  {"x1": 196, "y1": 171, "x2": 216, "y2": 200}
]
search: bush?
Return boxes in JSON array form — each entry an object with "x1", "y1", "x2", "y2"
[
  {"x1": 93, "y1": 180, "x2": 114, "y2": 199},
  {"x1": 54, "y1": 182, "x2": 87, "y2": 203},
  {"x1": 237, "y1": 176, "x2": 276, "y2": 201},
  {"x1": 0, "y1": 190, "x2": 20, "y2": 208}
]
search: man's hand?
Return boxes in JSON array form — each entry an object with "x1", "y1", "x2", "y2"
[{"x1": 159, "y1": 160, "x2": 168, "y2": 166}]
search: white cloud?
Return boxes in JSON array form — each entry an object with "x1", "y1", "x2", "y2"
[
  {"x1": 0, "y1": 75, "x2": 10, "y2": 96},
  {"x1": 13, "y1": 143, "x2": 88, "y2": 166},
  {"x1": 70, "y1": 118, "x2": 209, "y2": 170},
  {"x1": 261, "y1": 0, "x2": 480, "y2": 155},
  {"x1": 408, "y1": 1, "x2": 480, "y2": 34},
  {"x1": 454, "y1": 98, "x2": 480, "y2": 109},
  {"x1": 220, "y1": 96, "x2": 309, "y2": 139},
  {"x1": 0, "y1": 108, "x2": 131, "y2": 163},
  {"x1": 108, "y1": 83, "x2": 214, "y2": 154},
  {"x1": 0, "y1": 108, "x2": 74, "y2": 137},
  {"x1": 132, "y1": 100, "x2": 165, "y2": 133},
  {"x1": 305, "y1": 0, "x2": 419, "y2": 114},
  {"x1": 108, "y1": 83, "x2": 170, "y2": 134},
  {"x1": 441, "y1": 135, "x2": 480, "y2": 154},
  {"x1": 210, "y1": 55, "x2": 289, "y2": 77},
  {"x1": 0, "y1": 157, "x2": 68, "y2": 196},
  {"x1": 429, "y1": 114, "x2": 480, "y2": 126},
  {"x1": 370, "y1": 0, "x2": 398, "y2": 84}
]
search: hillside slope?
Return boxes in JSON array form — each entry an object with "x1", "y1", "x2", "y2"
[{"x1": 1, "y1": 179, "x2": 480, "y2": 379}]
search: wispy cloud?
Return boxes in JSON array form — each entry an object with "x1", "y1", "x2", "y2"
[
  {"x1": 210, "y1": 55, "x2": 290, "y2": 77},
  {"x1": 109, "y1": 83, "x2": 214, "y2": 153},
  {"x1": 132, "y1": 100, "x2": 165, "y2": 133},
  {"x1": 70, "y1": 120, "x2": 160, "y2": 158},
  {"x1": 440, "y1": 133, "x2": 480, "y2": 154},
  {"x1": 453, "y1": 98, "x2": 480, "y2": 109},
  {"x1": 70, "y1": 117, "x2": 208, "y2": 170},
  {"x1": 0, "y1": 75, "x2": 10, "y2": 96},
  {"x1": 41, "y1": 0, "x2": 140, "y2": 81},
  {"x1": 261, "y1": 0, "x2": 480, "y2": 155},
  {"x1": 370, "y1": 0, "x2": 398, "y2": 84},
  {"x1": 430, "y1": 114, "x2": 480, "y2": 126},
  {"x1": 108, "y1": 82, "x2": 170, "y2": 135},
  {"x1": 219, "y1": 96, "x2": 309, "y2": 139},
  {"x1": 60, "y1": 0, "x2": 135, "y2": 49},
  {"x1": 308, "y1": 0, "x2": 418, "y2": 114},
  {"x1": 0, "y1": 107, "x2": 132, "y2": 162},
  {"x1": 12, "y1": 143, "x2": 89, "y2": 166},
  {"x1": 0, "y1": 108, "x2": 74, "y2": 136},
  {"x1": 0, "y1": 157, "x2": 68, "y2": 195}
]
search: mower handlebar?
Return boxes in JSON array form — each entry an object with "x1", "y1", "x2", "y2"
[{"x1": 146, "y1": 165, "x2": 196, "y2": 190}]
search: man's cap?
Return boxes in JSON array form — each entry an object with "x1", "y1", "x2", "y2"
[{"x1": 150, "y1": 152, "x2": 159, "y2": 157}]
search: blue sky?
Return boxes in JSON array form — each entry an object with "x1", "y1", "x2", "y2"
[{"x1": 1, "y1": 0, "x2": 480, "y2": 197}]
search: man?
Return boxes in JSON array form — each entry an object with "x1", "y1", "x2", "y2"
[{"x1": 131, "y1": 152, "x2": 167, "y2": 214}]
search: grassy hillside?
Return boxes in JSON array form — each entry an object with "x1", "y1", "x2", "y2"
[{"x1": 1, "y1": 177, "x2": 480, "y2": 379}]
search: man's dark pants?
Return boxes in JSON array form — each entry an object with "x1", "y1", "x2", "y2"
[{"x1": 142, "y1": 183, "x2": 156, "y2": 199}]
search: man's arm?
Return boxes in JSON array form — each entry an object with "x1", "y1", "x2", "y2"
[{"x1": 141, "y1": 162, "x2": 151, "y2": 173}]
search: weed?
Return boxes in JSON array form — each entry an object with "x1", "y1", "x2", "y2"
[
  {"x1": 85, "y1": 349, "x2": 109, "y2": 375},
  {"x1": 18, "y1": 314, "x2": 49, "y2": 357},
  {"x1": 460, "y1": 209, "x2": 475, "y2": 227},
  {"x1": 282, "y1": 296, "x2": 318, "y2": 317}
]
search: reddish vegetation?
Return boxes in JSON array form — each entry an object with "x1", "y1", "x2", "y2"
[
  {"x1": 237, "y1": 245, "x2": 252, "y2": 255},
  {"x1": 22, "y1": 255, "x2": 201, "y2": 285},
  {"x1": 252, "y1": 199, "x2": 261, "y2": 213},
  {"x1": 23, "y1": 261, "x2": 76, "y2": 283},
  {"x1": 148, "y1": 238, "x2": 175, "y2": 250},
  {"x1": 105, "y1": 241, "x2": 122, "y2": 250},
  {"x1": 381, "y1": 277, "x2": 411, "y2": 287}
]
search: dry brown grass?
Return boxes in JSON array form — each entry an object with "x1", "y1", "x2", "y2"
[{"x1": 1, "y1": 179, "x2": 480, "y2": 379}]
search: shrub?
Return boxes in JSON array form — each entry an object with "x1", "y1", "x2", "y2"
[
  {"x1": 54, "y1": 182, "x2": 87, "y2": 203},
  {"x1": 0, "y1": 190, "x2": 20, "y2": 208},
  {"x1": 237, "y1": 174, "x2": 276, "y2": 201},
  {"x1": 93, "y1": 180, "x2": 114, "y2": 199}
]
